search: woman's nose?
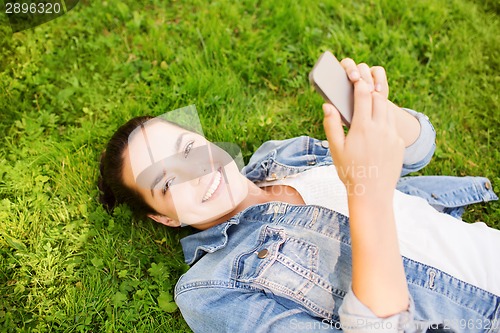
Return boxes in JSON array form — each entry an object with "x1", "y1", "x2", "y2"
[{"x1": 177, "y1": 160, "x2": 213, "y2": 181}]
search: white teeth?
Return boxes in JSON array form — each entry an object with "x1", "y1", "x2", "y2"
[{"x1": 202, "y1": 170, "x2": 221, "y2": 202}]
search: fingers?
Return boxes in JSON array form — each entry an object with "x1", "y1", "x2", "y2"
[
  {"x1": 370, "y1": 66, "x2": 389, "y2": 124},
  {"x1": 340, "y1": 58, "x2": 388, "y2": 95},
  {"x1": 370, "y1": 66, "x2": 389, "y2": 98},
  {"x1": 338, "y1": 57, "x2": 392, "y2": 126},
  {"x1": 351, "y1": 79, "x2": 373, "y2": 126},
  {"x1": 372, "y1": 91, "x2": 388, "y2": 124},
  {"x1": 322, "y1": 103, "x2": 345, "y2": 156},
  {"x1": 357, "y1": 63, "x2": 374, "y2": 91},
  {"x1": 340, "y1": 58, "x2": 361, "y2": 82}
]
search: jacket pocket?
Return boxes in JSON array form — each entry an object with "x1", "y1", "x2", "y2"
[{"x1": 232, "y1": 225, "x2": 336, "y2": 319}]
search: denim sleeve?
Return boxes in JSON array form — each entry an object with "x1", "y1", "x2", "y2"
[
  {"x1": 338, "y1": 287, "x2": 418, "y2": 333},
  {"x1": 175, "y1": 286, "x2": 342, "y2": 332},
  {"x1": 400, "y1": 108, "x2": 436, "y2": 176},
  {"x1": 338, "y1": 288, "x2": 457, "y2": 332}
]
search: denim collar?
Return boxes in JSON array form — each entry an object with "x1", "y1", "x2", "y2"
[
  {"x1": 180, "y1": 201, "x2": 351, "y2": 266},
  {"x1": 180, "y1": 202, "x2": 287, "y2": 265},
  {"x1": 181, "y1": 215, "x2": 241, "y2": 266}
]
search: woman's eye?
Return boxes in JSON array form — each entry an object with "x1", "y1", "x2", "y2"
[
  {"x1": 162, "y1": 177, "x2": 175, "y2": 195},
  {"x1": 184, "y1": 140, "x2": 194, "y2": 158}
]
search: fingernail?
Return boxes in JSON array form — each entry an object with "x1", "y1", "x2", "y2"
[
  {"x1": 375, "y1": 83, "x2": 383, "y2": 92},
  {"x1": 349, "y1": 71, "x2": 360, "y2": 81},
  {"x1": 323, "y1": 104, "x2": 333, "y2": 116}
]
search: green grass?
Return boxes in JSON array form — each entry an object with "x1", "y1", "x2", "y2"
[{"x1": 0, "y1": 0, "x2": 498, "y2": 331}]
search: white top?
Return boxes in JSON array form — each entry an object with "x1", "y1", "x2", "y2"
[{"x1": 257, "y1": 165, "x2": 500, "y2": 296}]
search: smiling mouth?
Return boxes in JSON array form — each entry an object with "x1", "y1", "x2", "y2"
[{"x1": 202, "y1": 167, "x2": 223, "y2": 202}]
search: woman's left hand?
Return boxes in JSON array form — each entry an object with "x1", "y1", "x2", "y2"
[
  {"x1": 337, "y1": 58, "x2": 422, "y2": 148},
  {"x1": 323, "y1": 62, "x2": 410, "y2": 318},
  {"x1": 323, "y1": 65, "x2": 404, "y2": 199}
]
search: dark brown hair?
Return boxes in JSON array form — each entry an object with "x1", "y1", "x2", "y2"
[{"x1": 98, "y1": 116, "x2": 156, "y2": 215}]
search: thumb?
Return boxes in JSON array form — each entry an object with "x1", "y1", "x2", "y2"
[{"x1": 322, "y1": 103, "x2": 345, "y2": 156}]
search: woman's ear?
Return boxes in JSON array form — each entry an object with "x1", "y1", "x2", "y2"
[{"x1": 147, "y1": 214, "x2": 181, "y2": 227}]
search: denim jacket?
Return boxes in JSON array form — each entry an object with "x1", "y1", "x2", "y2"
[{"x1": 174, "y1": 110, "x2": 499, "y2": 333}]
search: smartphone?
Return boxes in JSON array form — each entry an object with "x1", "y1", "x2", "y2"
[{"x1": 309, "y1": 51, "x2": 353, "y2": 126}]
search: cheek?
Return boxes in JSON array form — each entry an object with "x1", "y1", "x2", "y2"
[
  {"x1": 168, "y1": 184, "x2": 199, "y2": 210},
  {"x1": 149, "y1": 192, "x2": 179, "y2": 220}
]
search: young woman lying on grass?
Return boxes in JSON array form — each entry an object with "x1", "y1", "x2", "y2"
[{"x1": 98, "y1": 58, "x2": 500, "y2": 333}]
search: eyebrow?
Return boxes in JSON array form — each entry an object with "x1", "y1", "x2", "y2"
[
  {"x1": 175, "y1": 131, "x2": 190, "y2": 152},
  {"x1": 149, "y1": 131, "x2": 190, "y2": 197}
]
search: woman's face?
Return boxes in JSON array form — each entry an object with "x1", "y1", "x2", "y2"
[{"x1": 122, "y1": 120, "x2": 248, "y2": 226}]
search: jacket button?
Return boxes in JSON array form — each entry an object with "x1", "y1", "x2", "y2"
[
  {"x1": 431, "y1": 193, "x2": 438, "y2": 199},
  {"x1": 485, "y1": 181, "x2": 492, "y2": 190},
  {"x1": 321, "y1": 140, "x2": 329, "y2": 149},
  {"x1": 257, "y1": 249, "x2": 269, "y2": 259}
]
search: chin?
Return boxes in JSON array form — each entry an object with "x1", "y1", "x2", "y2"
[
  {"x1": 180, "y1": 171, "x2": 248, "y2": 226},
  {"x1": 185, "y1": 192, "x2": 245, "y2": 226}
]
